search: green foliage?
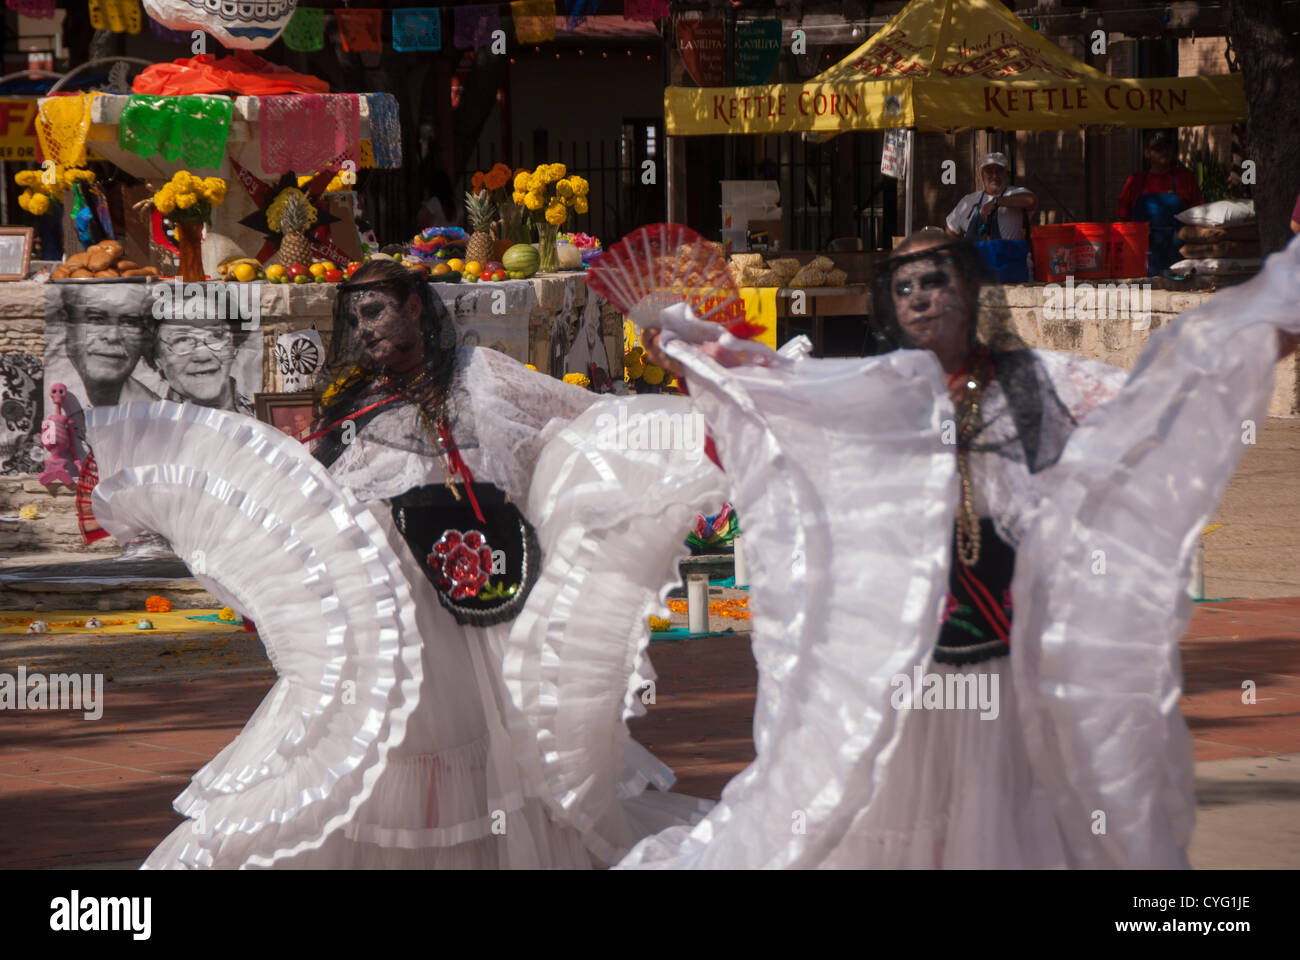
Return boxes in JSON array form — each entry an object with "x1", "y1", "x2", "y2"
[{"x1": 1188, "y1": 148, "x2": 1232, "y2": 203}]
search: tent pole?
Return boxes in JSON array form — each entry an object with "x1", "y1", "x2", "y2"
[{"x1": 904, "y1": 129, "x2": 915, "y2": 237}]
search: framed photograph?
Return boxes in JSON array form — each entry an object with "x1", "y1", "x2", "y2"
[
  {"x1": 0, "y1": 226, "x2": 34, "y2": 281},
  {"x1": 254, "y1": 391, "x2": 316, "y2": 443}
]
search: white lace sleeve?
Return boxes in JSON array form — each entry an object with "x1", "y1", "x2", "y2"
[
  {"x1": 1034, "y1": 350, "x2": 1128, "y2": 423},
  {"x1": 451, "y1": 347, "x2": 601, "y2": 504}
]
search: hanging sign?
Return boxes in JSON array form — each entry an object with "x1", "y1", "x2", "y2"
[
  {"x1": 735, "y1": 19, "x2": 782, "y2": 86},
  {"x1": 677, "y1": 17, "x2": 725, "y2": 87},
  {"x1": 881, "y1": 128, "x2": 909, "y2": 179}
]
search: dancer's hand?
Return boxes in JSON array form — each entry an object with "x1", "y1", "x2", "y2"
[{"x1": 643, "y1": 328, "x2": 766, "y2": 375}]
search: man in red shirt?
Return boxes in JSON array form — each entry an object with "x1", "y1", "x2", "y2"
[{"x1": 1117, "y1": 132, "x2": 1204, "y2": 275}]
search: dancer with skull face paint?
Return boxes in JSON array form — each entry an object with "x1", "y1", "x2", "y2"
[
  {"x1": 101, "y1": 258, "x2": 727, "y2": 869},
  {"x1": 621, "y1": 231, "x2": 1300, "y2": 870}
]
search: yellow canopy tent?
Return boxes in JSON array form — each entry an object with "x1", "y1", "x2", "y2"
[{"x1": 665, "y1": 0, "x2": 1245, "y2": 136}]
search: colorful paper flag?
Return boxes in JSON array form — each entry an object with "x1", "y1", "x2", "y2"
[
  {"x1": 336, "y1": 8, "x2": 383, "y2": 53},
  {"x1": 393, "y1": 7, "x2": 442, "y2": 52}
]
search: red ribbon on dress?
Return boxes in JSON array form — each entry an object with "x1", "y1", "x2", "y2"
[{"x1": 436, "y1": 419, "x2": 486, "y2": 525}]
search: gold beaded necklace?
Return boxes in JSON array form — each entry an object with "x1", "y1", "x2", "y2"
[{"x1": 951, "y1": 350, "x2": 993, "y2": 567}]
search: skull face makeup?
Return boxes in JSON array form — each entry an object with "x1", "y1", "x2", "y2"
[
  {"x1": 889, "y1": 252, "x2": 979, "y2": 371},
  {"x1": 347, "y1": 288, "x2": 426, "y2": 372},
  {"x1": 142, "y1": 0, "x2": 298, "y2": 50}
]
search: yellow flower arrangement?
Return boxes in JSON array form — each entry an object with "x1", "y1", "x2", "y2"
[
  {"x1": 623, "y1": 354, "x2": 645, "y2": 380},
  {"x1": 648, "y1": 615, "x2": 671, "y2": 632},
  {"x1": 218, "y1": 607, "x2": 237, "y2": 622},
  {"x1": 18, "y1": 504, "x2": 38, "y2": 520},
  {"x1": 152, "y1": 170, "x2": 226, "y2": 224},
  {"x1": 562, "y1": 372, "x2": 592, "y2": 389},
  {"x1": 508, "y1": 164, "x2": 592, "y2": 231},
  {"x1": 641, "y1": 364, "x2": 665, "y2": 386},
  {"x1": 14, "y1": 165, "x2": 96, "y2": 214}
]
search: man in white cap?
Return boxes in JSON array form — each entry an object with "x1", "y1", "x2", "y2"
[{"x1": 944, "y1": 152, "x2": 1038, "y2": 243}]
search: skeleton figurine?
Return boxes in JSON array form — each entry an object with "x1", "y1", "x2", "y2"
[{"x1": 39, "y1": 382, "x2": 81, "y2": 487}]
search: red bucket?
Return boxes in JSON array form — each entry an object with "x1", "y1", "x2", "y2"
[
  {"x1": 1030, "y1": 224, "x2": 1083, "y2": 282},
  {"x1": 1109, "y1": 222, "x2": 1150, "y2": 279},
  {"x1": 1072, "y1": 223, "x2": 1110, "y2": 278}
]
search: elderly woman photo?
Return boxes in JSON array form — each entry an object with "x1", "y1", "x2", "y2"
[{"x1": 147, "y1": 315, "x2": 254, "y2": 415}]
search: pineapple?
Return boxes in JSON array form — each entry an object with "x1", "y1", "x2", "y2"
[
  {"x1": 277, "y1": 190, "x2": 314, "y2": 267},
  {"x1": 465, "y1": 190, "x2": 497, "y2": 265}
]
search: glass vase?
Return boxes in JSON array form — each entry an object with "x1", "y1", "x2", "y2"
[
  {"x1": 177, "y1": 220, "x2": 205, "y2": 282},
  {"x1": 536, "y1": 221, "x2": 559, "y2": 274}
]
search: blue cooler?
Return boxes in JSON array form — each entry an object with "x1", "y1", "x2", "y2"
[{"x1": 974, "y1": 238, "x2": 1030, "y2": 283}]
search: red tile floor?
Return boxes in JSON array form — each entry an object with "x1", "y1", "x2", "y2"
[{"x1": 1, "y1": 598, "x2": 1297, "y2": 868}]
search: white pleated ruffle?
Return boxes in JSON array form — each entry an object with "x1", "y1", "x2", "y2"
[{"x1": 620, "y1": 236, "x2": 1300, "y2": 869}]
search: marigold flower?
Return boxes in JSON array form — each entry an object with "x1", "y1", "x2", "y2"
[
  {"x1": 641, "y1": 363, "x2": 665, "y2": 385},
  {"x1": 562, "y1": 372, "x2": 591, "y2": 388}
]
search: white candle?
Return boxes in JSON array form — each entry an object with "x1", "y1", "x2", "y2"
[
  {"x1": 732, "y1": 534, "x2": 749, "y2": 588},
  {"x1": 687, "y1": 574, "x2": 709, "y2": 635}
]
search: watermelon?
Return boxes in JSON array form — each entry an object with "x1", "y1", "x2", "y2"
[{"x1": 503, "y1": 243, "x2": 540, "y2": 278}]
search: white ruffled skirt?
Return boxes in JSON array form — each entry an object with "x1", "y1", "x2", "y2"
[{"x1": 84, "y1": 394, "x2": 726, "y2": 869}]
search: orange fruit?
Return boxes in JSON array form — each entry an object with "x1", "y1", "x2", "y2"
[
  {"x1": 265, "y1": 264, "x2": 286, "y2": 281},
  {"x1": 309, "y1": 262, "x2": 327, "y2": 278},
  {"x1": 233, "y1": 263, "x2": 257, "y2": 283},
  {"x1": 431, "y1": 263, "x2": 451, "y2": 275},
  {"x1": 463, "y1": 261, "x2": 482, "y2": 276},
  {"x1": 446, "y1": 258, "x2": 464, "y2": 272}
]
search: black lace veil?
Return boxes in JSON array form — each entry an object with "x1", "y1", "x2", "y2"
[
  {"x1": 311, "y1": 260, "x2": 465, "y2": 469},
  {"x1": 867, "y1": 235, "x2": 1078, "y2": 474}
]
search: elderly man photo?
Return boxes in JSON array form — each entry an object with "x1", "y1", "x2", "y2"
[{"x1": 45, "y1": 282, "x2": 160, "y2": 410}]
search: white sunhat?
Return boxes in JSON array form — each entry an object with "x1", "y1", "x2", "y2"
[{"x1": 978, "y1": 152, "x2": 1010, "y2": 172}]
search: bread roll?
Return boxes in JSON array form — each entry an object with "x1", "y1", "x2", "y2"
[
  {"x1": 51, "y1": 265, "x2": 71, "y2": 279},
  {"x1": 70, "y1": 267, "x2": 94, "y2": 279},
  {"x1": 87, "y1": 250, "x2": 116, "y2": 272},
  {"x1": 115, "y1": 259, "x2": 141, "y2": 273},
  {"x1": 93, "y1": 269, "x2": 119, "y2": 278},
  {"x1": 825, "y1": 268, "x2": 848, "y2": 286},
  {"x1": 730, "y1": 253, "x2": 764, "y2": 269},
  {"x1": 809, "y1": 255, "x2": 835, "y2": 273},
  {"x1": 94, "y1": 240, "x2": 125, "y2": 261},
  {"x1": 67, "y1": 253, "x2": 89, "y2": 269},
  {"x1": 753, "y1": 269, "x2": 783, "y2": 287},
  {"x1": 121, "y1": 268, "x2": 155, "y2": 277}
]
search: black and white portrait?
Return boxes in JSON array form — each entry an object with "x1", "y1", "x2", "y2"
[{"x1": 44, "y1": 283, "x2": 262, "y2": 418}]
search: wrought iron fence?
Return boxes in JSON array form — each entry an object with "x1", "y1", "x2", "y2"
[{"x1": 458, "y1": 133, "x2": 664, "y2": 244}]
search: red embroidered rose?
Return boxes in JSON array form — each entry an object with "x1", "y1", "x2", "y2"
[{"x1": 427, "y1": 529, "x2": 492, "y2": 600}]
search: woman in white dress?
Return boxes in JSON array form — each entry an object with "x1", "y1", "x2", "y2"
[
  {"x1": 617, "y1": 231, "x2": 1300, "y2": 869},
  {"x1": 85, "y1": 259, "x2": 727, "y2": 868}
]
